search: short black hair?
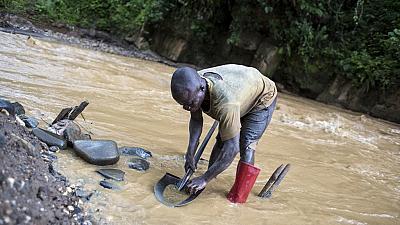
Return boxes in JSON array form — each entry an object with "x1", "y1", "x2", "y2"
[{"x1": 170, "y1": 67, "x2": 199, "y2": 102}]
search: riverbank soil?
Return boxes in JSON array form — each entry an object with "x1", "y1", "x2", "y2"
[{"x1": 0, "y1": 114, "x2": 85, "y2": 224}]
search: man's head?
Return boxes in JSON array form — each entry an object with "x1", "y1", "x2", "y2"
[{"x1": 171, "y1": 67, "x2": 206, "y2": 112}]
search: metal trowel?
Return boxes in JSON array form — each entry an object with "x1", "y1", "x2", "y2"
[{"x1": 154, "y1": 121, "x2": 218, "y2": 207}]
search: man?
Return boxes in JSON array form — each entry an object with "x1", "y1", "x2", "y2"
[{"x1": 170, "y1": 64, "x2": 277, "y2": 203}]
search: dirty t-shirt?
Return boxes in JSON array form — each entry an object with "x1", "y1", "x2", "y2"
[{"x1": 198, "y1": 64, "x2": 277, "y2": 141}]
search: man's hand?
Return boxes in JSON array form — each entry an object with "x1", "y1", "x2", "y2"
[
  {"x1": 187, "y1": 176, "x2": 207, "y2": 194},
  {"x1": 184, "y1": 152, "x2": 196, "y2": 172}
]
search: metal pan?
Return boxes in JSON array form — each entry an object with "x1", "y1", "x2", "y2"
[{"x1": 154, "y1": 121, "x2": 218, "y2": 207}]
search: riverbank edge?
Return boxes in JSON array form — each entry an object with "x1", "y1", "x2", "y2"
[
  {"x1": 0, "y1": 13, "x2": 190, "y2": 68},
  {"x1": 0, "y1": 113, "x2": 92, "y2": 224}
]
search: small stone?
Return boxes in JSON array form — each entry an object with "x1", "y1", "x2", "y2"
[
  {"x1": 11, "y1": 102, "x2": 25, "y2": 115},
  {"x1": 37, "y1": 186, "x2": 49, "y2": 200},
  {"x1": 41, "y1": 151, "x2": 57, "y2": 162},
  {"x1": 67, "y1": 205, "x2": 74, "y2": 211},
  {"x1": 49, "y1": 146, "x2": 60, "y2": 152},
  {"x1": 119, "y1": 146, "x2": 152, "y2": 159},
  {"x1": 96, "y1": 169, "x2": 125, "y2": 181},
  {"x1": 83, "y1": 220, "x2": 93, "y2": 225},
  {"x1": 6, "y1": 177, "x2": 15, "y2": 188},
  {"x1": 16, "y1": 116, "x2": 25, "y2": 126},
  {"x1": 16, "y1": 180, "x2": 25, "y2": 191},
  {"x1": 0, "y1": 98, "x2": 15, "y2": 116},
  {"x1": 4, "y1": 216, "x2": 10, "y2": 223},
  {"x1": 19, "y1": 115, "x2": 39, "y2": 128},
  {"x1": 0, "y1": 108, "x2": 10, "y2": 116},
  {"x1": 25, "y1": 216, "x2": 31, "y2": 223},
  {"x1": 63, "y1": 209, "x2": 70, "y2": 215},
  {"x1": 66, "y1": 187, "x2": 73, "y2": 193},
  {"x1": 75, "y1": 188, "x2": 94, "y2": 202},
  {"x1": 99, "y1": 180, "x2": 120, "y2": 190},
  {"x1": 128, "y1": 158, "x2": 150, "y2": 171},
  {"x1": 5, "y1": 208, "x2": 12, "y2": 215}
]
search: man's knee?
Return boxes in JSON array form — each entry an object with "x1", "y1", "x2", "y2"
[{"x1": 240, "y1": 143, "x2": 256, "y2": 165}]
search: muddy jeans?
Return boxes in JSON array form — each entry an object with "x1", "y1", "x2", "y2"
[
  {"x1": 239, "y1": 97, "x2": 277, "y2": 164},
  {"x1": 213, "y1": 97, "x2": 277, "y2": 165}
]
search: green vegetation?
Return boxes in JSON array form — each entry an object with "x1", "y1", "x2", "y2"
[
  {"x1": 1, "y1": 0, "x2": 398, "y2": 91},
  {"x1": 0, "y1": 0, "x2": 171, "y2": 33}
]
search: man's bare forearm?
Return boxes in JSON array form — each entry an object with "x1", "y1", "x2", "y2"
[
  {"x1": 187, "y1": 110, "x2": 203, "y2": 156},
  {"x1": 203, "y1": 135, "x2": 239, "y2": 182}
]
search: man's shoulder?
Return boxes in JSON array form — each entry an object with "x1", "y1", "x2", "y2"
[{"x1": 199, "y1": 64, "x2": 259, "y2": 75}]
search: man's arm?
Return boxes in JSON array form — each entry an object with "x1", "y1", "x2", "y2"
[
  {"x1": 203, "y1": 134, "x2": 240, "y2": 181},
  {"x1": 185, "y1": 109, "x2": 203, "y2": 171},
  {"x1": 187, "y1": 133, "x2": 240, "y2": 194}
]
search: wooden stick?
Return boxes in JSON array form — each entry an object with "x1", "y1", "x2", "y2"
[
  {"x1": 258, "y1": 164, "x2": 290, "y2": 198},
  {"x1": 68, "y1": 101, "x2": 89, "y2": 120},
  {"x1": 52, "y1": 107, "x2": 73, "y2": 124},
  {"x1": 258, "y1": 164, "x2": 284, "y2": 197}
]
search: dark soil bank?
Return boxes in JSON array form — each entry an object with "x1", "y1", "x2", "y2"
[{"x1": 0, "y1": 114, "x2": 87, "y2": 224}]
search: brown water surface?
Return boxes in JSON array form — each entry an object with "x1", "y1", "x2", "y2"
[{"x1": 1, "y1": 32, "x2": 399, "y2": 225}]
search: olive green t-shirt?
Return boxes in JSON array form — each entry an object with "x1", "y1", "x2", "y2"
[{"x1": 199, "y1": 64, "x2": 277, "y2": 141}]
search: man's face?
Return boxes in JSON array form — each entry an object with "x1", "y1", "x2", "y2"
[{"x1": 176, "y1": 88, "x2": 204, "y2": 113}]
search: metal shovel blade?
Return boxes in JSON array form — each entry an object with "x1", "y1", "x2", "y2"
[
  {"x1": 154, "y1": 121, "x2": 218, "y2": 207},
  {"x1": 154, "y1": 173, "x2": 205, "y2": 207}
]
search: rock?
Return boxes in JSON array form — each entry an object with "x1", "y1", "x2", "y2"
[
  {"x1": 41, "y1": 151, "x2": 57, "y2": 162},
  {"x1": 251, "y1": 40, "x2": 281, "y2": 76},
  {"x1": 119, "y1": 146, "x2": 152, "y2": 159},
  {"x1": 49, "y1": 146, "x2": 60, "y2": 153},
  {"x1": 32, "y1": 127, "x2": 67, "y2": 149},
  {"x1": 11, "y1": 102, "x2": 25, "y2": 115},
  {"x1": 0, "y1": 98, "x2": 15, "y2": 116},
  {"x1": 75, "y1": 188, "x2": 94, "y2": 202},
  {"x1": 128, "y1": 158, "x2": 149, "y2": 171},
  {"x1": 153, "y1": 34, "x2": 187, "y2": 61},
  {"x1": 19, "y1": 115, "x2": 39, "y2": 128},
  {"x1": 99, "y1": 180, "x2": 120, "y2": 190},
  {"x1": 96, "y1": 169, "x2": 125, "y2": 181},
  {"x1": 64, "y1": 121, "x2": 89, "y2": 144},
  {"x1": 15, "y1": 116, "x2": 25, "y2": 126},
  {"x1": 73, "y1": 140, "x2": 119, "y2": 166},
  {"x1": 50, "y1": 120, "x2": 90, "y2": 146},
  {"x1": 37, "y1": 186, "x2": 49, "y2": 200}
]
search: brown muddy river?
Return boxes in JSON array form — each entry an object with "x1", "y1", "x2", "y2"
[{"x1": 1, "y1": 32, "x2": 399, "y2": 225}]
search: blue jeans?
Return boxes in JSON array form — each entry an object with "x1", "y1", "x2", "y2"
[
  {"x1": 211, "y1": 97, "x2": 277, "y2": 165},
  {"x1": 239, "y1": 97, "x2": 277, "y2": 164}
]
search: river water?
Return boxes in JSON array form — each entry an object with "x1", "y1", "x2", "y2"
[{"x1": 1, "y1": 32, "x2": 399, "y2": 225}]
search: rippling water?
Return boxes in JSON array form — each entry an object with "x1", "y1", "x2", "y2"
[{"x1": 1, "y1": 32, "x2": 399, "y2": 225}]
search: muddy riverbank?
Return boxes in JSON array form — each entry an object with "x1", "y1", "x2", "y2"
[
  {"x1": 0, "y1": 113, "x2": 91, "y2": 224},
  {"x1": 0, "y1": 13, "x2": 189, "y2": 69}
]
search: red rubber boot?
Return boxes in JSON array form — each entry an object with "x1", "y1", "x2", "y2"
[{"x1": 227, "y1": 161, "x2": 260, "y2": 203}]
